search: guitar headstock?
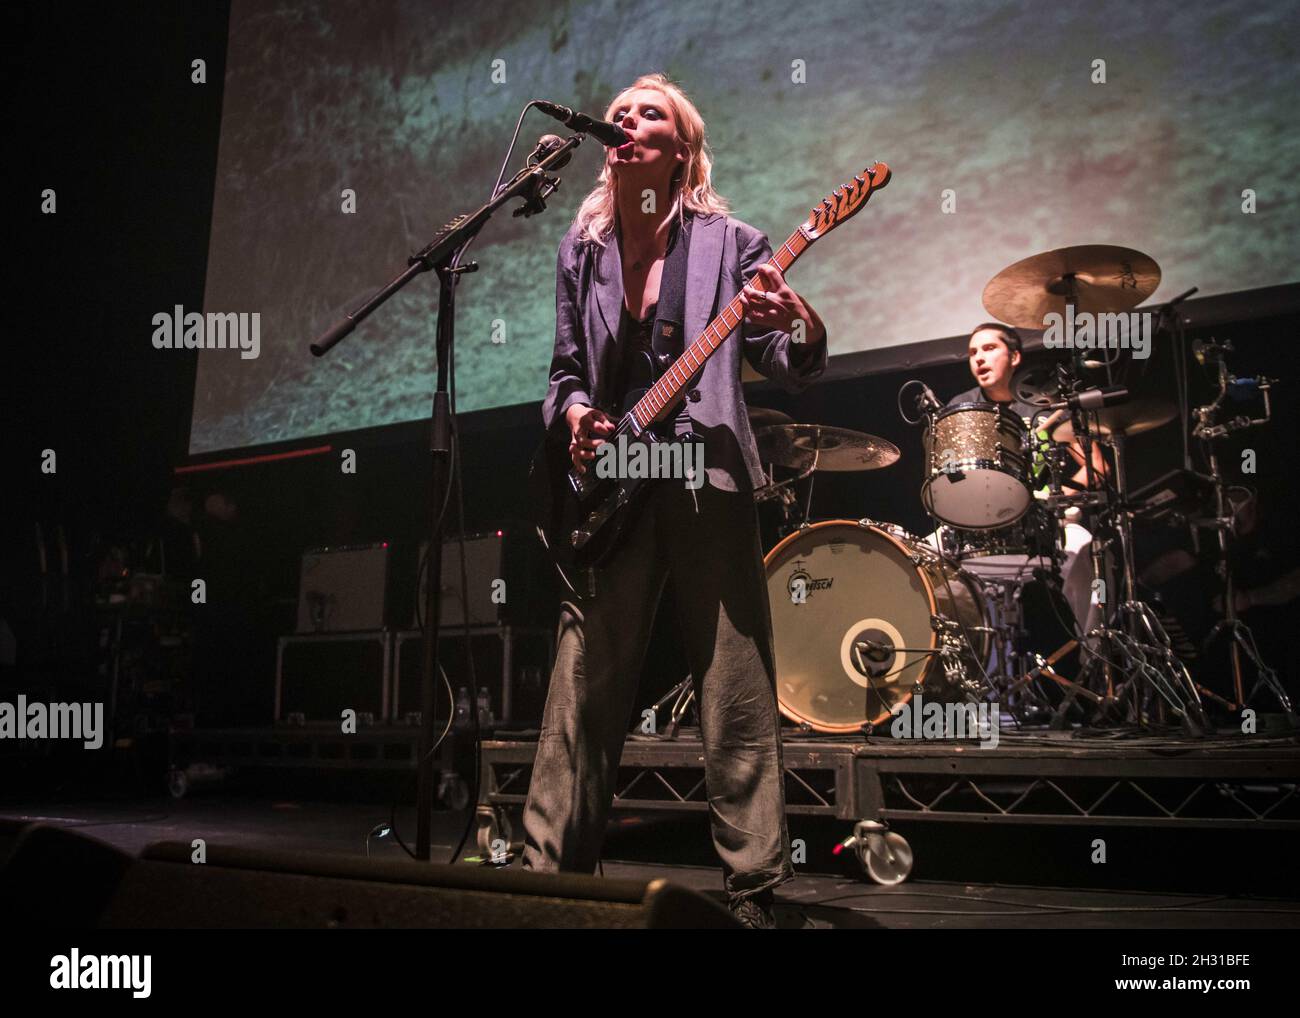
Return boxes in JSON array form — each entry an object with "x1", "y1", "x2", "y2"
[{"x1": 802, "y1": 162, "x2": 891, "y2": 241}]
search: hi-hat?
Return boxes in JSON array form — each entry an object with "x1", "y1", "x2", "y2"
[
  {"x1": 756, "y1": 424, "x2": 900, "y2": 472},
  {"x1": 982, "y1": 245, "x2": 1161, "y2": 330}
]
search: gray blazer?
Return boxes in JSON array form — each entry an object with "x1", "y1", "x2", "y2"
[{"x1": 541, "y1": 212, "x2": 828, "y2": 492}]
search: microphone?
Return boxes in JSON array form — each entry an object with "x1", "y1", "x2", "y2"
[
  {"x1": 856, "y1": 640, "x2": 893, "y2": 663},
  {"x1": 901, "y1": 380, "x2": 942, "y2": 420},
  {"x1": 1048, "y1": 386, "x2": 1128, "y2": 413},
  {"x1": 529, "y1": 133, "x2": 572, "y2": 170},
  {"x1": 534, "y1": 100, "x2": 630, "y2": 147}
]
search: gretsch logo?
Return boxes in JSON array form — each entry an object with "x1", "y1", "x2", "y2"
[{"x1": 788, "y1": 563, "x2": 833, "y2": 603}]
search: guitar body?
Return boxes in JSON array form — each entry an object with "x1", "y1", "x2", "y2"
[
  {"x1": 529, "y1": 162, "x2": 893, "y2": 597},
  {"x1": 529, "y1": 391, "x2": 669, "y2": 597}
]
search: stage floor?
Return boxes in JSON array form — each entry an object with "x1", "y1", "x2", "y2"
[{"x1": 2, "y1": 796, "x2": 1297, "y2": 929}]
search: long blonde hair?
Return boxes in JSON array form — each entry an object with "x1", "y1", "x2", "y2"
[{"x1": 573, "y1": 73, "x2": 730, "y2": 246}]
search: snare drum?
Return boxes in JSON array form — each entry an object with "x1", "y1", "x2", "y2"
[
  {"x1": 922, "y1": 403, "x2": 1031, "y2": 529},
  {"x1": 950, "y1": 502, "x2": 1063, "y2": 580}
]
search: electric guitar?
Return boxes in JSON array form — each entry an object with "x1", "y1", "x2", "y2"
[{"x1": 529, "y1": 163, "x2": 892, "y2": 595}]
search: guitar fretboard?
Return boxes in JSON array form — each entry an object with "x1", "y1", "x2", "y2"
[{"x1": 629, "y1": 227, "x2": 812, "y2": 431}]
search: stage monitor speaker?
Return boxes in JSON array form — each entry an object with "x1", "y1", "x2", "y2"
[{"x1": 0, "y1": 825, "x2": 736, "y2": 929}]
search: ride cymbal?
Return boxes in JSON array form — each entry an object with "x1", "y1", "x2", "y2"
[{"x1": 982, "y1": 245, "x2": 1160, "y2": 330}]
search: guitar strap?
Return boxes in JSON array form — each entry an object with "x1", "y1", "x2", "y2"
[{"x1": 651, "y1": 213, "x2": 694, "y2": 437}]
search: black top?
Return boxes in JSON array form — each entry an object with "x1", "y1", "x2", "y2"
[{"x1": 614, "y1": 300, "x2": 659, "y2": 408}]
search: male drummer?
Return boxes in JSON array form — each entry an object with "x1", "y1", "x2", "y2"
[
  {"x1": 945, "y1": 322, "x2": 1100, "y2": 649},
  {"x1": 955, "y1": 323, "x2": 1106, "y2": 489}
]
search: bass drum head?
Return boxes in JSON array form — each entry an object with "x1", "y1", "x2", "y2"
[{"x1": 764, "y1": 521, "x2": 938, "y2": 732}]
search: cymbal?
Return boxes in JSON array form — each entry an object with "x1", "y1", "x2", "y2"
[
  {"x1": 982, "y1": 245, "x2": 1161, "y2": 329},
  {"x1": 747, "y1": 405, "x2": 794, "y2": 429},
  {"x1": 1051, "y1": 399, "x2": 1178, "y2": 442},
  {"x1": 756, "y1": 424, "x2": 900, "y2": 472}
]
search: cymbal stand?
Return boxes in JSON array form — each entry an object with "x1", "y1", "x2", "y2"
[
  {"x1": 1049, "y1": 357, "x2": 1207, "y2": 732},
  {"x1": 754, "y1": 461, "x2": 817, "y2": 538},
  {"x1": 1192, "y1": 344, "x2": 1293, "y2": 717},
  {"x1": 1096, "y1": 428, "x2": 1209, "y2": 732}
]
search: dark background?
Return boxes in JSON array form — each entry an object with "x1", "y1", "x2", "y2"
[{"x1": 8, "y1": 2, "x2": 1298, "y2": 738}]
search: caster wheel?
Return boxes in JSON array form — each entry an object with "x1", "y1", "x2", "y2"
[
  {"x1": 858, "y1": 830, "x2": 913, "y2": 885},
  {"x1": 476, "y1": 805, "x2": 514, "y2": 864},
  {"x1": 167, "y1": 768, "x2": 189, "y2": 800}
]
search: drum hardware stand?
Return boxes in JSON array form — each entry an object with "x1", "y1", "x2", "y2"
[
  {"x1": 1095, "y1": 605, "x2": 1208, "y2": 734},
  {"x1": 996, "y1": 640, "x2": 1108, "y2": 728},
  {"x1": 852, "y1": 632, "x2": 986, "y2": 702},
  {"x1": 1075, "y1": 420, "x2": 1206, "y2": 733},
  {"x1": 1192, "y1": 345, "x2": 1293, "y2": 718},
  {"x1": 638, "y1": 676, "x2": 698, "y2": 741},
  {"x1": 754, "y1": 462, "x2": 816, "y2": 537},
  {"x1": 1047, "y1": 348, "x2": 1209, "y2": 733},
  {"x1": 975, "y1": 575, "x2": 1049, "y2": 722}
]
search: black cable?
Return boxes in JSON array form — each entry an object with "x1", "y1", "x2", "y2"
[{"x1": 896, "y1": 379, "x2": 929, "y2": 427}]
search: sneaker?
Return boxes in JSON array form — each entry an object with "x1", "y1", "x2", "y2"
[{"x1": 729, "y1": 888, "x2": 777, "y2": 929}]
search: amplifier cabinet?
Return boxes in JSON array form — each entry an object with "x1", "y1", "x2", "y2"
[
  {"x1": 297, "y1": 543, "x2": 392, "y2": 634},
  {"x1": 415, "y1": 528, "x2": 556, "y2": 629}
]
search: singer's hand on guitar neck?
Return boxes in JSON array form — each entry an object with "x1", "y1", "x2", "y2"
[
  {"x1": 739, "y1": 264, "x2": 826, "y2": 343},
  {"x1": 565, "y1": 404, "x2": 616, "y2": 474}
]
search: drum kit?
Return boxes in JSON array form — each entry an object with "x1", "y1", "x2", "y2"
[{"x1": 753, "y1": 245, "x2": 1292, "y2": 737}]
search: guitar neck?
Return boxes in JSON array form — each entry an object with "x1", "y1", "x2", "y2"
[{"x1": 629, "y1": 226, "x2": 812, "y2": 431}]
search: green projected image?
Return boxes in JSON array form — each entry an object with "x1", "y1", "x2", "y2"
[{"x1": 190, "y1": 0, "x2": 1300, "y2": 454}]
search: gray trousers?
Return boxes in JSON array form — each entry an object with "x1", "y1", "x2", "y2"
[{"x1": 521, "y1": 480, "x2": 794, "y2": 904}]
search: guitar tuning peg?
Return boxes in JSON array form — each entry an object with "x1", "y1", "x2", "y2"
[{"x1": 854, "y1": 174, "x2": 865, "y2": 184}]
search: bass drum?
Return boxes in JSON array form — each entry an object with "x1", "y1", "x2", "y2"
[{"x1": 765, "y1": 520, "x2": 993, "y2": 733}]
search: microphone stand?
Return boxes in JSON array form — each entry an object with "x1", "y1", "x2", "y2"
[{"x1": 309, "y1": 132, "x2": 586, "y2": 860}]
